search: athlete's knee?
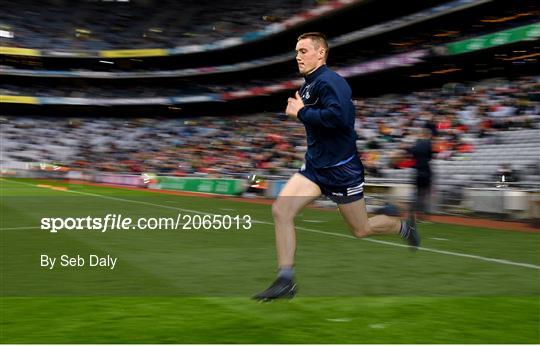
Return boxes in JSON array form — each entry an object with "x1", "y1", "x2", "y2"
[
  {"x1": 272, "y1": 201, "x2": 294, "y2": 222},
  {"x1": 350, "y1": 226, "x2": 371, "y2": 238}
]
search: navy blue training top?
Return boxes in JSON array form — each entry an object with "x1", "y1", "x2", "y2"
[{"x1": 297, "y1": 65, "x2": 357, "y2": 169}]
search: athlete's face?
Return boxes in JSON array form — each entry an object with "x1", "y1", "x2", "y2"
[{"x1": 295, "y1": 38, "x2": 326, "y2": 76}]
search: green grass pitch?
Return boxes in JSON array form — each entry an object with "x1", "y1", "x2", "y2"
[{"x1": 1, "y1": 177, "x2": 539, "y2": 343}]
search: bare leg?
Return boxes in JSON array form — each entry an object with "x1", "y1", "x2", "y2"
[
  {"x1": 338, "y1": 198, "x2": 401, "y2": 238},
  {"x1": 272, "y1": 173, "x2": 321, "y2": 267}
]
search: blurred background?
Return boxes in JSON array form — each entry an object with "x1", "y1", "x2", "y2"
[
  {"x1": 1, "y1": 2, "x2": 539, "y2": 343},
  {"x1": 1, "y1": 0, "x2": 539, "y2": 224}
]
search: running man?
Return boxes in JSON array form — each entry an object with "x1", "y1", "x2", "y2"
[{"x1": 253, "y1": 32, "x2": 420, "y2": 301}]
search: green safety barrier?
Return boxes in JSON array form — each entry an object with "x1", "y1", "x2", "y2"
[
  {"x1": 446, "y1": 22, "x2": 540, "y2": 55},
  {"x1": 157, "y1": 176, "x2": 246, "y2": 196}
]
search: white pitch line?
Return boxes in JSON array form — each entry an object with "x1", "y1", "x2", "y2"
[
  {"x1": 3, "y1": 178, "x2": 540, "y2": 270},
  {"x1": 327, "y1": 318, "x2": 351, "y2": 322},
  {"x1": 288, "y1": 225, "x2": 540, "y2": 270}
]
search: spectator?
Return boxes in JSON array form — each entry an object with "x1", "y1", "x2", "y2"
[{"x1": 408, "y1": 127, "x2": 433, "y2": 217}]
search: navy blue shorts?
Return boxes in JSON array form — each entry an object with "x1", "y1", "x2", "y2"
[{"x1": 299, "y1": 155, "x2": 365, "y2": 204}]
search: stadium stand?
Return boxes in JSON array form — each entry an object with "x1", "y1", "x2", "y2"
[
  {"x1": 3, "y1": 77, "x2": 538, "y2": 186},
  {"x1": 0, "y1": 0, "x2": 320, "y2": 50},
  {"x1": 1, "y1": 0, "x2": 538, "y2": 217}
]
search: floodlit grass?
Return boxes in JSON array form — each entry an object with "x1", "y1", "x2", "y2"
[{"x1": 1, "y1": 178, "x2": 539, "y2": 343}]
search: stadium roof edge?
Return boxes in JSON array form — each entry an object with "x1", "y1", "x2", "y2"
[{"x1": 0, "y1": 0, "x2": 361, "y2": 59}]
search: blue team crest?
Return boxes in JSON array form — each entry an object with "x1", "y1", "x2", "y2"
[{"x1": 302, "y1": 83, "x2": 312, "y2": 100}]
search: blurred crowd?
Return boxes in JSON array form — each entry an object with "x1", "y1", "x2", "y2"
[
  {"x1": 0, "y1": 78, "x2": 294, "y2": 99},
  {"x1": 2, "y1": 76, "x2": 538, "y2": 179},
  {"x1": 0, "y1": 0, "x2": 316, "y2": 50},
  {"x1": 356, "y1": 76, "x2": 539, "y2": 176},
  {"x1": 3, "y1": 115, "x2": 306, "y2": 177},
  {"x1": 72, "y1": 116, "x2": 305, "y2": 177},
  {"x1": 0, "y1": 82, "x2": 215, "y2": 98}
]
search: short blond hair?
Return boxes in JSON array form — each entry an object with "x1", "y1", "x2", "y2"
[{"x1": 297, "y1": 32, "x2": 329, "y2": 60}]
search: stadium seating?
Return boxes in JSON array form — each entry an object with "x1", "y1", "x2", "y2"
[
  {"x1": 2, "y1": 77, "x2": 538, "y2": 187},
  {"x1": 0, "y1": 0, "x2": 315, "y2": 50}
]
